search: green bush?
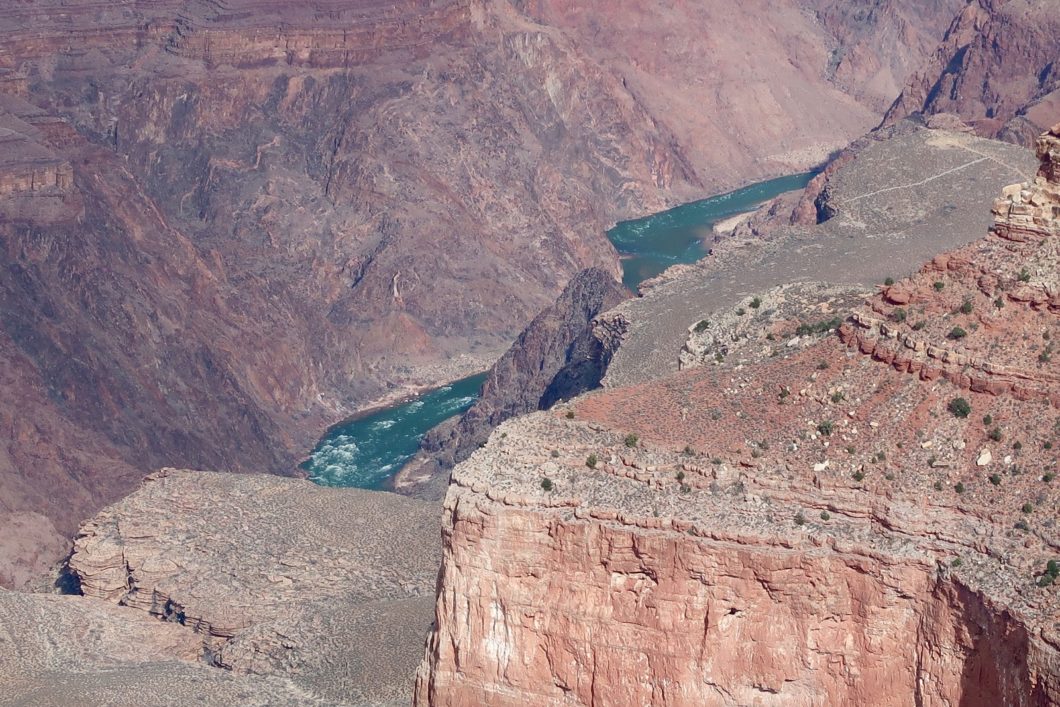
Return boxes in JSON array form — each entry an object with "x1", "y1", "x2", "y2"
[
  {"x1": 947, "y1": 326, "x2": 968, "y2": 340},
  {"x1": 933, "y1": 281, "x2": 945, "y2": 291},
  {"x1": 796, "y1": 317, "x2": 843, "y2": 337},
  {"x1": 959, "y1": 299, "x2": 973, "y2": 315},
  {"x1": 585, "y1": 454, "x2": 598, "y2": 469},
  {"x1": 948, "y1": 398, "x2": 971, "y2": 418},
  {"x1": 565, "y1": 410, "x2": 575, "y2": 419},
  {"x1": 694, "y1": 319, "x2": 710, "y2": 333},
  {"x1": 955, "y1": 482, "x2": 965, "y2": 494},
  {"x1": 750, "y1": 296, "x2": 762, "y2": 309},
  {"x1": 884, "y1": 277, "x2": 895, "y2": 286},
  {"x1": 541, "y1": 477, "x2": 553, "y2": 492},
  {"x1": 1022, "y1": 503, "x2": 1033, "y2": 514},
  {"x1": 624, "y1": 433, "x2": 639, "y2": 448},
  {"x1": 820, "y1": 511, "x2": 831, "y2": 521},
  {"x1": 817, "y1": 420, "x2": 834, "y2": 436}
]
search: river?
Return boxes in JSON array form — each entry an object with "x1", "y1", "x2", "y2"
[
  {"x1": 303, "y1": 373, "x2": 486, "y2": 488},
  {"x1": 305, "y1": 172, "x2": 814, "y2": 488},
  {"x1": 608, "y1": 172, "x2": 816, "y2": 289}
]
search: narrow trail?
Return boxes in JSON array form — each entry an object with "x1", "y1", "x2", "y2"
[{"x1": 844, "y1": 157, "x2": 989, "y2": 204}]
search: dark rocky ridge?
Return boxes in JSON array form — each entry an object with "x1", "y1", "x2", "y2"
[{"x1": 393, "y1": 267, "x2": 628, "y2": 498}]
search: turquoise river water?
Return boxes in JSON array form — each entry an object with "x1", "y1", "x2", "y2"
[
  {"x1": 608, "y1": 171, "x2": 816, "y2": 289},
  {"x1": 305, "y1": 172, "x2": 814, "y2": 488}
]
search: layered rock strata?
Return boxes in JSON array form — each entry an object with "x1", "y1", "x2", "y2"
[
  {"x1": 68, "y1": 469, "x2": 440, "y2": 705},
  {"x1": 883, "y1": 0, "x2": 1060, "y2": 144},
  {"x1": 0, "y1": 589, "x2": 341, "y2": 705},
  {"x1": 604, "y1": 126, "x2": 1037, "y2": 389},
  {"x1": 415, "y1": 127, "x2": 1060, "y2": 705},
  {"x1": 0, "y1": 0, "x2": 961, "y2": 586}
]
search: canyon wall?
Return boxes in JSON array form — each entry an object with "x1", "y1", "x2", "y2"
[
  {"x1": 395, "y1": 267, "x2": 628, "y2": 498},
  {"x1": 0, "y1": 0, "x2": 963, "y2": 586},
  {"x1": 415, "y1": 126, "x2": 1060, "y2": 705},
  {"x1": 884, "y1": 0, "x2": 1060, "y2": 144}
]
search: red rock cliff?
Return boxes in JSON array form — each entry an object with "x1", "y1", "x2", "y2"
[{"x1": 415, "y1": 127, "x2": 1060, "y2": 705}]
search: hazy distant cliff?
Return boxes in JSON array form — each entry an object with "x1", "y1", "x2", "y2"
[{"x1": 884, "y1": 0, "x2": 1060, "y2": 143}]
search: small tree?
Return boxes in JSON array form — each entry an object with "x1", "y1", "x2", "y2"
[
  {"x1": 541, "y1": 477, "x2": 554, "y2": 492},
  {"x1": 624, "y1": 434, "x2": 639, "y2": 448},
  {"x1": 586, "y1": 453, "x2": 598, "y2": 469}
]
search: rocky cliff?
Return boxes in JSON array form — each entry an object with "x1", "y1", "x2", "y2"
[
  {"x1": 63, "y1": 469, "x2": 440, "y2": 705},
  {"x1": 414, "y1": 126, "x2": 1060, "y2": 705},
  {"x1": 0, "y1": 0, "x2": 961, "y2": 587},
  {"x1": 883, "y1": 0, "x2": 1060, "y2": 144},
  {"x1": 395, "y1": 267, "x2": 628, "y2": 498}
]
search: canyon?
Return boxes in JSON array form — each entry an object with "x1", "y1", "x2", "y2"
[
  {"x1": 1, "y1": 1, "x2": 1058, "y2": 705},
  {"x1": 415, "y1": 123, "x2": 1060, "y2": 706},
  {"x1": 0, "y1": 0, "x2": 967, "y2": 587}
]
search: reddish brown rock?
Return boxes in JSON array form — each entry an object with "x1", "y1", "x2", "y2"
[
  {"x1": 415, "y1": 126, "x2": 1060, "y2": 705},
  {"x1": 883, "y1": 0, "x2": 1060, "y2": 143},
  {"x1": 0, "y1": 0, "x2": 964, "y2": 586}
]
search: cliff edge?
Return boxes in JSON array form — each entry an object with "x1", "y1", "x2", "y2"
[{"x1": 414, "y1": 126, "x2": 1060, "y2": 705}]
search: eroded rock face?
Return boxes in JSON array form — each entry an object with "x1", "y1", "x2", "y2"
[
  {"x1": 415, "y1": 126, "x2": 1060, "y2": 705},
  {"x1": 0, "y1": 589, "x2": 344, "y2": 705},
  {"x1": 68, "y1": 469, "x2": 440, "y2": 705},
  {"x1": 883, "y1": 0, "x2": 1060, "y2": 143},
  {"x1": 395, "y1": 267, "x2": 628, "y2": 497},
  {"x1": 0, "y1": 0, "x2": 960, "y2": 587}
]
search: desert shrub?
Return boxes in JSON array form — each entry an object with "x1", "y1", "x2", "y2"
[
  {"x1": 541, "y1": 477, "x2": 553, "y2": 492},
  {"x1": 948, "y1": 398, "x2": 971, "y2": 418},
  {"x1": 624, "y1": 434, "x2": 639, "y2": 448},
  {"x1": 585, "y1": 454, "x2": 597, "y2": 469}
]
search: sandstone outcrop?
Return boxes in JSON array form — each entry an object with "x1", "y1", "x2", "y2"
[
  {"x1": 395, "y1": 267, "x2": 629, "y2": 498},
  {"x1": 67, "y1": 469, "x2": 440, "y2": 705},
  {"x1": 415, "y1": 127, "x2": 1060, "y2": 705},
  {"x1": 0, "y1": 0, "x2": 962, "y2": 587}
]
